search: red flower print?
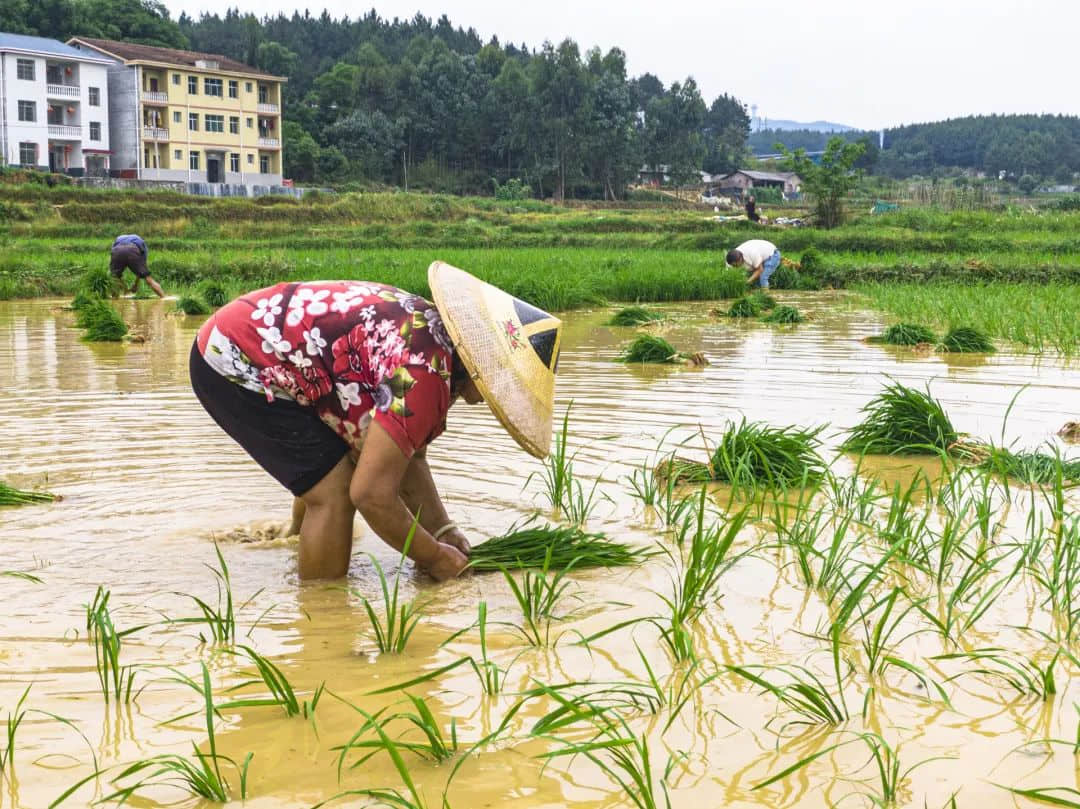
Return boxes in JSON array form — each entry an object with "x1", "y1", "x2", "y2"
[{"x1": 504, "y1": 319, "x2": 523, "y2": 350}]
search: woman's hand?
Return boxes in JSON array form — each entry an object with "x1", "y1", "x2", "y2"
[
  {"x1": 442, "y1": 527, "x2": 471, "y2": 557},
  {"x1": 424, "y1": 542, "x2": 469, "y2": 581}
]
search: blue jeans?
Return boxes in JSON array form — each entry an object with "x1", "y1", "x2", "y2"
[{"x1": 759, "y1": 250, "x2": 782, "y2": 288}]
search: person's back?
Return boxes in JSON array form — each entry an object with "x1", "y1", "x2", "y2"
[
  {"x1": 113, "y1": 234, "x2": 147, "y2": 254},
  {"x1": 735, "y1": 239, "x2": 777, "y2": 268}
]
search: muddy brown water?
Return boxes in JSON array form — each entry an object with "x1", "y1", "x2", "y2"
[{"x1": 0, "y1": 293, "x2": 1078, "y2": 809}]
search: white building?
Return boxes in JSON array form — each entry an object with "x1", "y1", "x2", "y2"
[{"x1": 0, "y1": 32, "x2": 113, "y2": 175}]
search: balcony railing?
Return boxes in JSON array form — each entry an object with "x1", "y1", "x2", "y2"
[
  {"x1": 47, "y1": 84, "x2": 80, "y2": 99},
  {"x1": 142, "y1": 91, "x2": 168, "y2": 104},
  {"x1": 143, "y1": 127, "x2": 169, "y2": 141},
  {"x1": 257, "y1": 102, "x2": 279, "y2": 114},
  {"x1": 257, "y1": 137, "x2": 279, "y2": 147},
  {"x1": 48, "y1": 124, "x2": 82, "y2": 139}
]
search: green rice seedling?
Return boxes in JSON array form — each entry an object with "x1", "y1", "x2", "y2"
[
  {"x1": 0, "y1": 685, "x2": 30, "y2": 773},
  {"x1": 618, "y1": 334, "x2": 700, "y2": 364},
  {"x1": 869, "y1": 322, "x2": 938, "y2": 346},
  {"x1": 934, "y1": 647, "x2": 1061, "y2": 700},
  {"x1": 917, "y1": 546, "x2": 1020, "y2": 645},
  {"x1": 220, "y1": 645, "x2": 324, "y2": 720},
  {"x1": 842, "y1": 381, "x2": 958, "y2": 455},
  {"x1": 938, "y1": 326, "x2": 995, "y2": 353},
  {"x1": 625, "y1": 456, "x2": 661, "y2": 508},
  {"x1": 750, "y1": 289, "x2": 777, "y2": 310},
  {"x1": 501, "y1": 546, "x2": 579, "y2": 647},
  {"x1": 633, "y1": 646, "x2": 720, "y2": 733},
  {"x1": 175, "y1": 296, "x2": 210, "y2": 315},
  {"x1": 528, "y1": 402, "x2": 577, "y2": 515},
  {"x1": 608, "y1": 305, "x2": 666, "y2": 326},
  {"x1": 999, "y1": 785, "x2": 1080, "y2": 808},
  {"x1": 469, "y1": 521, "x2": 646, "y2": 571},
  {"x1": 0, "y1": 481, "x2": 56, "y2": 506},
  {"x1": 102, "y1": 664, "x2": 252, "y2": 804},
  {"x1": 761, "y1": 305, "x2": 803, "y2": 324},
  {"x1": 357, "y1": 526, "x2": 423, "y2": 654},
  {"x1": 710, "y1": 419, "x2": 827, "y2": 491},
  {"x1": 69, "y1": 289, "x2": 99, "y2": 311},
  {"x1": 334, "y1": 693, "x2": 459, "y2": 773},
  {"x1": 727, "y1": 295, "x2": 762, "y2": 318},
  {"x1": 170, "y1": 543, "x2": 237, "y2": 645},
  {"x1": 824, "y1": 465, "x2": 884, "y2": 524},
  {"x1": 727, "y1": 664, "x2": 848, "y2": 729},
  {"x1": 197, "y1": 280, "x2": 229, "y2": 308},
  {"x1": 84, "y1": 586, "x2": 153, "y2": 704},
  {"x1": 526, "y1": 680, "x2": 661, "y2": 737},
  {"x1": 980, "y1": 445, "x2": 1080, "y2": 486},
  {"x1": 879, "y1": 474, "x2": 934, "y2": 570},
  {"x1": 76, "y1": 299, "x2": 128, "y2": 342},
  {"x1": 78, "y1": 266, "x2": 115, "y2": 298}
]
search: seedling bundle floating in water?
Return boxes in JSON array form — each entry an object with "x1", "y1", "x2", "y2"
[
  {"x1": 939, "y1": 326, "x2": 995, "y2": 353},
  {"x1": 618, "y1": 335, "x2": 706, "y2": 365},
  {"x1": 868, "y1": 323, "x2": 938, "y2": 346},
  {"x1": 842, "y1": 381, "x2": 958, "y2": 456},
  {"x1": 0, "y1": 482, "x2": 56, "y2": 507},
  {"x1": 608, "y1": 306, "x2": 665, "y2": 326},
  {"x1": 762, "y1": 305, "x2": 804, "y2": 324},
  {"x1": 727, "y1": 296, "x2": 762, "y2": 318},
  {"x1": 176, "y1": 296, "x2": 210, "y2": 316},
  {"x1": 76, "y1": 300, "x2": 128, "y2": 342},
  {"x1": 468, "y1": 522, "x2": 649, "y2": 571}
]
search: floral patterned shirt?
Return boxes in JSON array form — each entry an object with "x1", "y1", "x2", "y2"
[{"x1": 195, "y1": 281, "x2": 453, "y2": 457}]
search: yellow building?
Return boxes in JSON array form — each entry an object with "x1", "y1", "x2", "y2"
[{"x1": 68, "y1": 37, "x2": 286, "y2": 186}]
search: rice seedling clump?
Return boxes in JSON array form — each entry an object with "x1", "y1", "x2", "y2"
[
  {"x1": 469, "y1": 523, "x2": 648, "y2": 571},
  {"x1": 608, "y1": 305, "x2": 665, "y2": 326},
  {"x1": 939, "y1": 326, "x2": 995, "y2": 353},
  {"x1": 77, "y1": 300, "x2": 128, "y2": 342},
  {"x1": 762, "y1": 305, "x2": 804, "y2": 324},
  {"x1": 618, "y1": 334, "x2": 679, "y2": 363},
  {"x1": 0, "y1": 482, "x2": 56, "y2": 506},
  {"x1": 710, "y1": 419, "x2": 826, "y2": 489},
  {"x1": 750, "y1": 290, "x2": 777, "y2": 310},
  {"x1": 70, "y1": 290, "x2": 100, "y2": 311},
  {"x1": 79, "y1": 266, "x2": 115, "y2": 299},
  {"x1": 869, "y1": 323, "x2": 938, "y2": 346},
  {"x1": 979, "y1": 447, "x2": 1080, "y2": 485},
  {"x1": 842, "y1": 381, "x2": 958, "y2": 455},
  {"x1": 176, "y1": 296, "x2": 211, "y2": 316},
  {"x1": 197, "y1": 281, "x2": 229, "y2": 308},
  {"x1": 727, "y1": 296, "x2": 762, "y2": 318}
]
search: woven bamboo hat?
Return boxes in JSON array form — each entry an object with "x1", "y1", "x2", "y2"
[{"x1": 428, "y1": 261, "x2": 562, "y2": 458}]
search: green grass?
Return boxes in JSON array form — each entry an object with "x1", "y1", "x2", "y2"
[
  {"x1": 608, "y1": 305, "x2": 666, "y2": 326},
  {"x1": 869, "y1": 322, "x2": 938, "y2": 346},
  {"x1": 762, "y1": 305, "x2": 804, "y2": 324},
  {"x1": 939, "y1": 326, "x2": 995, "y2": 353},
  {"x1": 842, "y1": 381, "x2": 958, "y2": 455},
  {"x1": 750, "y1": 290, "x2": 777, "y2": 310},
  {"x1": 469, "y1": 522, "x2": 648, "y2": 571}
]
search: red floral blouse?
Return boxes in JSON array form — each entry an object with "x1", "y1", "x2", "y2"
[{"x1": 195, "y1": 281, "x2": 453, "y2": 457}]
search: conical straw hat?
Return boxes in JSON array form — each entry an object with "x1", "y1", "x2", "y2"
[{"x1": 428, "y1": 261, "x2": 562, "y2": 458}]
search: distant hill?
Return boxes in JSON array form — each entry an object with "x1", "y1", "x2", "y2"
[
  {"x1": 754, "y1": 118, "x2": 857, "y2": 133},
  {"x1": 749, "y1": 127, "x2": 872, "y2": 156}
]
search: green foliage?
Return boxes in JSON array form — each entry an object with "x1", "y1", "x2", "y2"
[
  {"x1": 608, "y1": 305, "x2": 665, "y2": 326},
  {"x1": 871, "y1": 322, "x2": 938, "y2": 346},
  {"x1": 493, "y1": 178, "x2": 532, "y2": 201},
  {"x1": 842, "y1": 381, "x2": 958, "y2": 455},
  {"x1": 1017, "y1": 173, "x2": 1038, "y2": 195},
  {"x1": 779, "y1": 136, "x2": 867, "y2": 228},
  {"x1": 727, "y1": 295, "x2": 761, "y2": 317},
  {"x1": 77, "y1": 300, "x2": 128, "y2": 342},
  {"x1": 939, "y1": 326, "x2": 995, "y2": 353},
  {"x1": 799, "y1": 247, "x2": 823, "y2": 272},
  {"x1": 762, "y1": 305, "x2": 804, "y2": 324},
  {"x1": 176, "y1": 296, "x2": 210, "y2": 315},
  {"x1": 767, "y1": 264, "x2": 799, "y2": 290},
  {"x1": 749, "y1": 289, "x2": 777, "y2": 310},
  {"x1": 69, "y1": 290, "x2": 99, "y2": 311}
]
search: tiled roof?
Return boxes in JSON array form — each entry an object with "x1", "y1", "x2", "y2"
[
  {"x1": 69, "y1": 37, "x2": 281, "y2": 79},
  {"x1": 0, "y1": 32, "x2": 111, "y2": 62}
]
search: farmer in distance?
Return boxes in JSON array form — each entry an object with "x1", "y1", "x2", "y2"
[
  {"x1": 727, "y1": 238, "x2": 782, "y2": 288},
  {"x1": 110, "y1": 234, "x2": 166, "y2": 298},
  {"x1": 189, "y1": 262, "x2": 562, "y2": 582}
]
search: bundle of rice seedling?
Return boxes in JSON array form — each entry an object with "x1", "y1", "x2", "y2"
[
  {"x1": 978, "y1": 447, "x2": 1080, "y2": 485},
  {"x1": 176, "y1": 296, "x2": 210, "y2": 315},
  {"x1": 938, "y1": 326, "x2": 995, "y2": 353},
  {"x1": 727, "y1": 296, "x2": 762, "y2": 318},
  {"x1": 655, "y1": 456, "x2": 714, "y2": 484},
  {"x1": 79, "y1": 266, "x2": 115, "y2": 299},
  {"x1": 197, "y1": 281, "x2": 229, "y2": 308},
  {"x1": 868, "y1": 323, "x2": 938, "y2": 346},
  {"x1": 468, "y1": 522, "x2": 648, "y2": 571},
  {"x1": 70, "y1": 290, "x2": 100, "y2": 311},
  {"x1": 618, "y1": 335, "x2": 678, "y2": 363},
  {"x1": 0, "y1": 482, "x2": 56, "y2": 506},
  {"x1": 750, "y1": 290, "x2": 777, "y2": 311},
  {"x1": 77, "y1": 300, "x2": 128, "y2": 342},
  {"x1": 608, "y1": 305, "x2": 665, "y2": 326},
  {"x1": 842, "y1": 381, "x2": 958, "y2": 455},
  {"x1": 762, "y1": 305, "x2": 804, "y2": 324},
  {"x1": 710, "y1": 419, "x2": 826, "y2": 489}
]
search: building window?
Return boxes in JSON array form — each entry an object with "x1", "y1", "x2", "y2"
[
  {"x1": 172, "y1": 73, "x2": 180, "y2": 85},
  {"x1": 245, "y1": 81, "x2": 252, "y2": 93},
  {"x1": 189, "y1": 151, "x2": 200, "y2": 170},
  {"x1": 16, "y1": 59, "x2": 35, "y2": 81},
  {"x1": 88, "y1": 86, "x2": 100, "y2": 106},
  {"x1": 247, "y1": 153, "x2": 254, "y2": 164},
  {"x1": 17, "y1": 101, "x2": 35, "y2": 122},
  {"x1": 258, "y1": 85, "x2": 269, "y2": 103},
  {"x1": 187, "y1": 75, "x2": 198, "y2": 94},
  {"x1": 204, "y1": 77, "x2": 223, "y2": 97},
  {"x1": 246, "y1": 117, "x2": 253, "y2": 128},
  {"x1": 260, "y1": 154, "x2": 270, "y2": 174},
  {"x1": 174, "y1": 149, "x2": 182, "y2": 160},
  {"x1": 229, "y1": 153, "x2": 240, "y2": 172},
  {"x1": 228, "y1": 80, "x2": 238, "y2": 98},
  {"x1": 173, "y1": 110, "x2": 181, "y2": 123},
  {"x1": 18, "y1": 142, "x2": 37, "y2": 165},
  {"x1": 229, "y1": 116, "x2": 239, "y2": 134},
  {"x1": 89, "y1": 122, "x2": 101, "y2": 141},
  {"x1": 189, "y1": 112, "x2": 199, "y2": 131},
  {"x1": 205, "y1": 114, "x2": 224, "y2": 133}
]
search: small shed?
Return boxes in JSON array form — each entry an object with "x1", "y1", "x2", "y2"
[{"x1": 710, "y1": 169, "x2": 802, "y2": 198}]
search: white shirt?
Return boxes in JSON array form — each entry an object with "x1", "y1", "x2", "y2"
[{"x1": 735, "y1": 239, "x2": 778, "y2": 270}]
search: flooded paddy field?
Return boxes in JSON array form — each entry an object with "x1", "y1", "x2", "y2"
[{"x1": 1, "y1": 292, "x2": 1078, "y2": 809}]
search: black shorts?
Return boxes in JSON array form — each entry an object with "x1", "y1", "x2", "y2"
[
  {"x1": 189, "y1": 342, "x2": 349, "y2": 496},
  {"x1": 110, "y1": 244, "x2": 150, "y2": 279}
]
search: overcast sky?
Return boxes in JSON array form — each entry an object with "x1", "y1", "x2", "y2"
[{"x1": 164, "y1": 0, "x2": 1072, "y2": 130}]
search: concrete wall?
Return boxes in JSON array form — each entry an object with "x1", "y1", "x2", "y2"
[
  {"x1": 77, "y1": 175, "x2": 308, "y2": 198},
  {"x1": 105, "y1": 61, "x2": 138, "y2": 171}
]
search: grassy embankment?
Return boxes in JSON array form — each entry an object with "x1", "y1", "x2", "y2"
[{"x1": 2, "y1": 186, "x2": 1080, "y2": 351}]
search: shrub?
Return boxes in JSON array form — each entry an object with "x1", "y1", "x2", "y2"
[{"x1": 493, "y1": 178, "x2": 533, "y2": 201}]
